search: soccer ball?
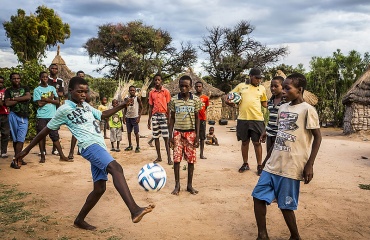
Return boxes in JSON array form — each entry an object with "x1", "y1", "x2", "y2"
[
  {"x1": 227, "y1": 92, "x2": 242, "y2": 104},
  {"x1": 138, "y1": 163, "x2": 167, "y2": 192}
]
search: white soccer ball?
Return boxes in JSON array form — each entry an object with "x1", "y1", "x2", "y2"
[
  {"x1": 138, "y1": 163, "x2": 167, "y2": 192},
  {"x1": 227, "y1": 92, "x2": 242, "y2": 104}
]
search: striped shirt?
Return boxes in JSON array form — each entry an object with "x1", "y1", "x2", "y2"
[
  {"x1": 266, "y1": 96, "x2": 286, "y2": 137},
  {"x1": 169, "y1": 93, "x2": 202, "y2": 131}
]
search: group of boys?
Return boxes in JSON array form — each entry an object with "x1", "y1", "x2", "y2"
[{"x1": 7, "y1": 67, "x2": 321, "y2": 239}]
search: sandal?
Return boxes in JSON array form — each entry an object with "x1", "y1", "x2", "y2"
[
  {"x1": 257, "y1": 165, "x2": 263, "y2": 176},
  {"x1": 125, "y1": 146, "x2": 133, "y2": 151},
  {"x1": 238, "y1": 163, "x2": 250, "y2": 173},
  {"x1": 10, "y1": 160, "x2": 20, "y2": 169}
]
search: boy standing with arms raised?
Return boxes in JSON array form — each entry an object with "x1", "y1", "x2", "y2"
[
  {"x1": 147, "y1": 74, "x2": 172, "y2": 165},
  {"x1": 16, "y1": 77, "x2": 154, "y2": 230},
  {"x1": 194, "y1": 81, "x2": 209, "y2": 159},
  {"x1": 168, "y1": 75, "x2": 202, "y2": 195},
  {"x1": 252, "y1": 73, "x2": 322, "y2": 240}
]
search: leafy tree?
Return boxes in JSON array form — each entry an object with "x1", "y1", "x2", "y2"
[
  {"x1": 88, "y1": 78, "x2": 119, "y2": 101},
  {"x1": 199, "y1": 20, "x2": 288, "y2": 92},
  {"x1": 265, "y1": 63, "x2": 306, "y2": 80},
  {"x1": 307, "y1": 49, "x2": 370, "y2": 126},
  {"x1": 3, "y1": 6, "x2": 70, "y2": 63},
  {"x1": 84, "y1": 20, "x2": 197, "y2": 81}
]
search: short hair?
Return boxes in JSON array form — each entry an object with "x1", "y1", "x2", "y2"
[
  {"x1": 179, "y1": 75, "x2": 192, "y2": 85},
  {"x1": 271, "y1": 76, "x2": 284, "y2": 84},
  {"x1": 286, "y1": 73, "x2": 307, "y2": 93},
  {"x1": 112, "y1": 99, "x2": 118, "y2": 104},
  {"x1": 129, "y1": 85, "x2": 136, "y2": 90},
  {"x1": 68, "y1": 77, "x2": 88, "y2": 90},
  {"x1": 76, "y1": 70, "x2": 85, "y2": 76},
  {"x1": 195, "y1": 81, "x2": 203, "y2": 86},
  {"x1": 153, "y1": 73, "x2": 162, "y2": 80},
  {"x1": 209, "y1": 126, "x2": 214, "y2": 130},
  {"x1": 49, "y1": 63, "x2": 57, "y2": 69},
  {"x1": 10, "y1": 72, "x2": 20, "y2": 80},
  {"x1": 39, "y1": 71, "x2": 48, "y2": 78}
]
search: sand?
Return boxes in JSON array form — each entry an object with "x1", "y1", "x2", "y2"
[{"x1": 1, "y1": 115, "x2": 370, "y2": 240}]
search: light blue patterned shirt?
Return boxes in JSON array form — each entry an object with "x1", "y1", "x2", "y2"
[
  {"x1": 47, "y1": 100, "x2": 106, "y2": 150},
  {"x1": 33, "y1": 85, "x2": 58, "y2": 119}
]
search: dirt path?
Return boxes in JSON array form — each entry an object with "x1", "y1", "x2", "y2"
[{"x1": 1, "y1": 116, "x2": 370, "y2": 239}]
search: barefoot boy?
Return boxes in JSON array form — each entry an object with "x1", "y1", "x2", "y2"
[
  {"x1": 252, "y1": 73, "x2": 322, "y2": 240},
  {"x1": 16, "y1": 77, "x2": 154, "y2": 230},
  {"x1": 168, "y1": 75, "x2": 202, "y2": 195}
]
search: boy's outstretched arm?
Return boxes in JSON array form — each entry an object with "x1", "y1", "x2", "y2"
[
  {"x1": 15, "y1": 127, "x2": 52, "y2": 160},
  {"x1": 101, "y1": 98, "x2": 131, "y2": 119},
  {"x1": 303, "y1": 128, "x2": 322, "y2": 184}
]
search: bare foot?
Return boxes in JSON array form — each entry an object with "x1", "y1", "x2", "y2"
[
  {"x1": 60, "y1": 157, "x2": 74, "y2": 162},
  {"x1": 68, "y1": 153, "x2": 74, "y2": 160},
  {"x1": 187, "y1": 186, "x2": 199, "y2": 195},
  {"x1": 171, "y1": 185, "x2": 180, "y2": 195},
  {"x1": 39, "y1": 158, "x2": 45, "y2": 163},
  {"x1": 167, "y1": 159, "x2": 173, "y2": 165},
  {"x1": 74, "y1": 219, "x2": 96, "y2": 230},
  {"x1": 200, "y1": 155, "x2": 207, "y2": 159},
  {"x1": 132, "y1": 204, "x2": 155, "y2": 223}
]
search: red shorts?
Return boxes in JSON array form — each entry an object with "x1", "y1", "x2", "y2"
[{"x1": 173, "y1": 130, "x2": 196, "y2": 164}]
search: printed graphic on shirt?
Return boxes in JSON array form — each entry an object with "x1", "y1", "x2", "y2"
[
  {"x1": 67, "y1": 106, "x2": 92, "y2": 125},
  {"x1": 112, "y1": 113, "x2": 120, "y2": 124},
  {"x1": 274, "y1": 111, "x2": 298, "y2": 152}
]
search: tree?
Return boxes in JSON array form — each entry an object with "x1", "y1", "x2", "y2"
[
  {"x1": 199, "y1": 20, "x2": 288, "y2": 92},
  {"x1": 307, "y1": 49, "x2": 370, "y2": 126},
  {"x1": 265, "y1": 63, "x2": 306, "y2": 80},
  {"x1": 3, "y1": 6, "x2": 70, "y2": 64},
  {"x1": 84, "y1": 20, "x2": 197, "y2": 81}
]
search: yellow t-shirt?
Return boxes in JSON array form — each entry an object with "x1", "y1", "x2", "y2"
[
  {"x1": 98, "y1": 104, "x2": 108, "y2": 112},
  {"x1": 231, "y1": 83, "x2": 267, "y2": 121}
]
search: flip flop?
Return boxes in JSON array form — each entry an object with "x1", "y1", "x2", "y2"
[{"x1": 238, "y1": 163, "x2": 250, "y2": 173}]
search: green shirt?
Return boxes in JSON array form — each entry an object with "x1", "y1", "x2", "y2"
[
  {"x1": 169, "y1": 93, "x2": 202, "y2": 130},
  {"x1": 109, "y1": 110, "x2": 123, "y2": 128}
]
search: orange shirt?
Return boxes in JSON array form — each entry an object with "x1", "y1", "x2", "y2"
[
  {"x1": 198, "y1": 95, "x2": 209, "y2": 121},
  {"x1": 148, "y1": 87, "x2": 171, "y2": 114}
]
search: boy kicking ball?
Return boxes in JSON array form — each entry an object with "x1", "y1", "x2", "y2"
[
  {"x1": 16, "y1": 77, "x2": 154, "y2": 230},
  {"x1": 252, "y1": 73, "x2": 321, "y2": 240}
]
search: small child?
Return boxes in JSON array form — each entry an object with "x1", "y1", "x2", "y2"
[
  {"x1": 16, "y1": 77, "x2": 154, "y2": 229},
  {"x1": 98, "y1": 97, "x2": 109, "y2": 139},
  {"x1": 123, "y1": 86, "x2": 143, "y2": 153},
  {"x1": 108, "y1": 99, "x2": 123, "y2": 152},
  {"x1": 168, "y1": 75, "x2": 202, "y2": 195},
  {"x1": 252, "y1": 73, "x2": 322, "y2": 240},
  {"x1": 205, "y1": 127, "x2": 219, "y2": 146}
]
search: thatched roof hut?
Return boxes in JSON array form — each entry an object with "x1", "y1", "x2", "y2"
[
  {"x1": 51, "y1": 46, "x2": 99, "y2": 102},
  {"x1": 261, "y1": 70, "x2": 318, "y2": 106},
  {"x1": 164, "y1": 69, "x2": 224, "y2": 97},
  {"x1": 342, "y1": 65, "x2": 370, "y2": 134}
]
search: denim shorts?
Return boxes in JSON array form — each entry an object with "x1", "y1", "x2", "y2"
[
  {"x1": 81, "y1": 144, "x2": 115, "y2": 182},
  {"x1": 252, "y1": 171, "x2": 300, "y2": 210}
]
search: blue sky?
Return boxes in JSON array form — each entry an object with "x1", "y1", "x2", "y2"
[{"x1": 0, "y1": 0, "x2": 369, "y2": 77}]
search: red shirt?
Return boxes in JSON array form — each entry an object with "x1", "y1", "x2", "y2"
[
  {"x1": 148, "y1": 87, "x2": 171, "y2": 114},
  {"x1": 0, "y1": 88, "x2": 9, "y2": 115},
  {"x1": 198, "y1": 95, "x2": 209, "y2": 121}
]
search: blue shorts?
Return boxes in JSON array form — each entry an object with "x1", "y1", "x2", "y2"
[
  {"x1": 80, "y1": 144, "x2": 115, "y2": 182},
  {"x1": 9, "y1": 112, "x2": 28, "y2": 143},
  {"x1": 126, "y1": 117, "x2": 139, "y2": 134},
  {"x1": 252, "y1": 171, "x2": 300, "y2": 210}
]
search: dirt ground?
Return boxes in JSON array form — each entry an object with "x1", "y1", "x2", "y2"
[{"x1": 1, "y1": 115, "x2": 370, "y2": 240}]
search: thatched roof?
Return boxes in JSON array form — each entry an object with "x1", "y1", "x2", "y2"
[
  {"x1": 51, "y1": 46, "x2": 99, "y2": 99},
  {"x1": 261, "y1": 70, "x2": 318, "y2": 106},
  {"x1": 164, "y1": 69, "x2": 225, "y2": 97},
  {"x1": 342, "y1": 65, "x2": 370, "y2": 105}
]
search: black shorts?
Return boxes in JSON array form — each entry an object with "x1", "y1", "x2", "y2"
[
  {"x1": 36, "y1": 118, "x2": 60, "y2": 142},
  {"x1": 237, "y1": 120, "x2": 265, "y2": 142},
  {"x1": 199, "y1": 120, "x2": 206, "y2": 140}
]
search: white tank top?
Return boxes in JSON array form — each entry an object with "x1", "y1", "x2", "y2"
[{"x1": 125, "y1": 96, "x2": 139, "y2": 118}]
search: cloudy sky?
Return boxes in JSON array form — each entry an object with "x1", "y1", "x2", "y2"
[{"x1": 0, "y1": 0, "x2": 369, "y2": 77}]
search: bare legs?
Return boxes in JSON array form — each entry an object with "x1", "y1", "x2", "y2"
[
  {"x1": 171, "y1": 162, "x2": 198, "y2": 195},
  {"x1": 253, "y1": 197, "x2": 301, "y2": 240},
  {"x1": 200, "y1": 139, "x2": 206, "y2": 159},
  {"x1": 153, "y1": 137, "x2": 173, "y2": 165},
  {"x1": 68, "y1": 135, "x2": 78, "y2": 159},
  {"x1": 74, "y1": 160, "x2": 154, "y2": 230}
]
